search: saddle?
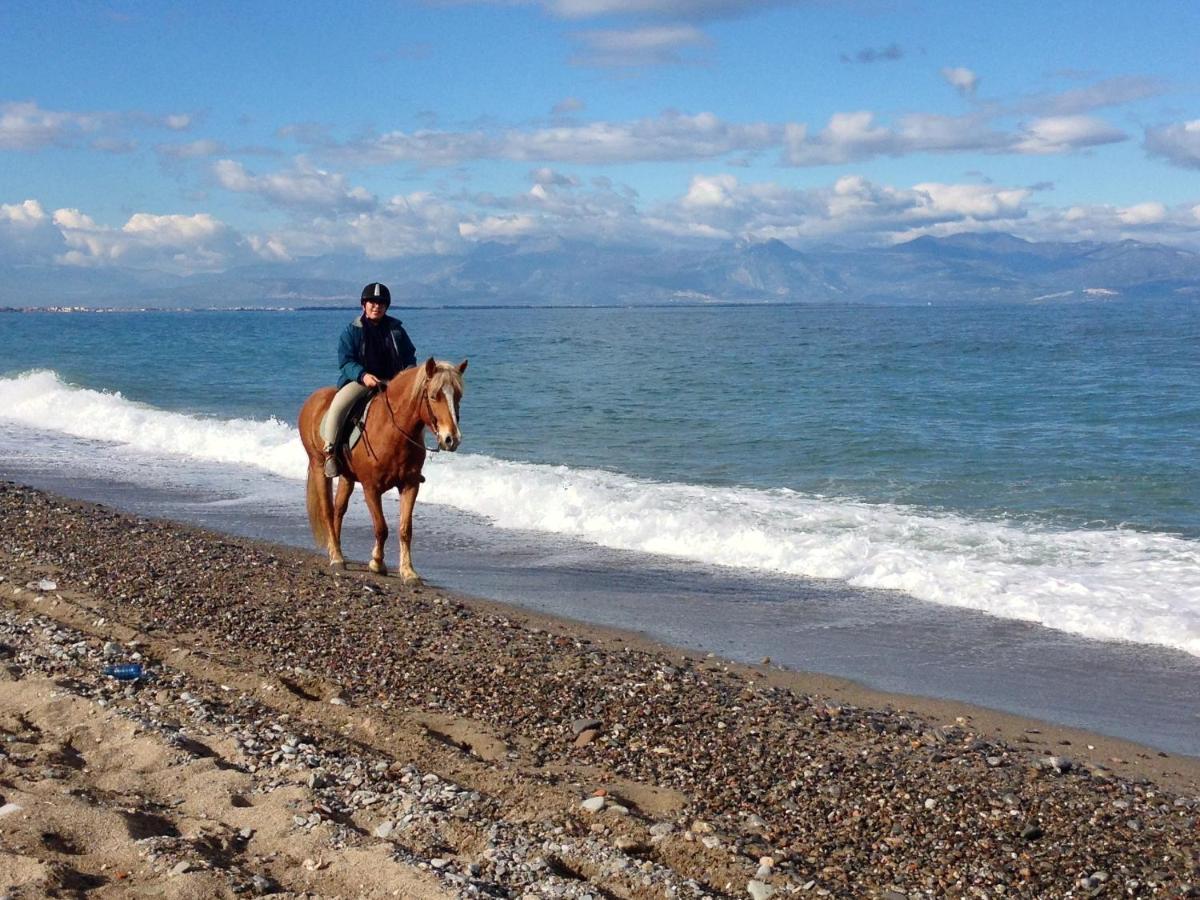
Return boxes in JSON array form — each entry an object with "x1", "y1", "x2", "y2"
[{"x1": 326, "y1": 392, "x2": 377, "y2": 459}]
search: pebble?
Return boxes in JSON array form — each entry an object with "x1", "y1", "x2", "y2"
[
  {"x1": 571, "y1": 718, "x2": 602, "y2": 736},
  {"x1": 374, "y1": 820, "x2": 395, "y2": 838},
  {"x1": 580, "y1": 796, "x2": 606, "y2": 813},
  {"x1": 747, "y1": 880, "x2": 776, "y2": 899},
  {"x1": 3, "y1": 483, "x2": 1198, "y2": 900}
]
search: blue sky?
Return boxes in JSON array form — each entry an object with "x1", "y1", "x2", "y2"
[{"x1": 2, "y1": 0, "x2": 1198, "y2": 275}]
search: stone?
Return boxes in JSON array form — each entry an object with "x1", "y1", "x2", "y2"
[
  {"x1": 0, "y1": 803, "x2": 23, "y2": 818},
  {"x1": 649, "y1": 822, "x2": 674, "y2": 837},
  {"x1": 580, "y1": 796, "x2": 606, "y2": 813},
  {"x1": 574, "y1": 728, "x2": 600, "y2": 748},
  {"x1": 170, "y1": 861, "x2": 191, "y2": 876},
  {"x1": 374, "y1": 820, "x2": 395, "y2": 838},
  {"x1": 747, "y1": 880, "x2": 775, "y2": 900},
  {"x1": 571, "y1": 718, "x2": 602, "y2": 736}
]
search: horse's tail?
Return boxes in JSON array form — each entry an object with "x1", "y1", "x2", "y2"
[{"x1": 306, "y1": 463, "x2": 331, "y2": 549}]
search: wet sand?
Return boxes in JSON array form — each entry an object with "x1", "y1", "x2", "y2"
[{"x1": 1, "y1": 481, "x2": 1197, "y2": 898}]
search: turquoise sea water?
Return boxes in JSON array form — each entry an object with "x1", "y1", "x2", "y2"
[
  {"x1": 5, "y1": 301, "x2": 1197, "y2": 534},
  {"x1": 2, "y1": 300, "x2": 1199, "y2": 751}
]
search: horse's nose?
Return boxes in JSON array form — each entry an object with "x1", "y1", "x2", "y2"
[{"x1": 442, "y1": 434, "x2": 460, "y2": 452}]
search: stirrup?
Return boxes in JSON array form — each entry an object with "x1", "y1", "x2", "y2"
[{"x1": 323, "y1": 453, "x2": 340, "y2": 478}]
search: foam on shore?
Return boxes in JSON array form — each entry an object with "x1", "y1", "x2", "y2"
[{"x1": 3, "y1": 369, "x2": 1198, "y2": 657}]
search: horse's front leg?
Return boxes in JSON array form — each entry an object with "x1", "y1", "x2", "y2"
[
  {"x1": 397, "y1": 478, "x2": 422, "y2": 586},
  {"x1": 361, "y1": 486, "x2": 389, "y2": 575}
]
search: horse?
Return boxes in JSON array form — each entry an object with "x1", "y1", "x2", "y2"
[{"x1": 298, "y1": 357, "x2": 467, "y2": 584}]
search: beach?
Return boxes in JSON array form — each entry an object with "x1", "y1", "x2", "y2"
[{"x1": 0, "y1": 480, "x2": 1197, "y2": 898}]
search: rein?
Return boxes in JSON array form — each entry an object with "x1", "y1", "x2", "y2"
[{"x1": 379, "y1": 378, "x2": 444, "y2": 454}]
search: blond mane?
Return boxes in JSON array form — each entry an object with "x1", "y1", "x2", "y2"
[{"x1": 408, "y1": 360, "x2": 465, "y2": 402}]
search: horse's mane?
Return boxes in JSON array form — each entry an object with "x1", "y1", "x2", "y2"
[{"x1": 407, "y1": 360, "x2": 464, "y2": 402}]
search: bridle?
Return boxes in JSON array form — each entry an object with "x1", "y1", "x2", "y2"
[{"x1": 377, "y1": 375, "x2": 457, "y2": 454}]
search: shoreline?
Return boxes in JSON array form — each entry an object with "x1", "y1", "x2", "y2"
[{"x1": 2, "y1": 480, "x2": 1198, "y2": 896}]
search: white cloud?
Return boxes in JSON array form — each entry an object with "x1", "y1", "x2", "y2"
[
  {"x1": 1144, "y1": 119, "x2": 1200, "y2": 170},
  {"x1": 459, "y1": 214, "x2": 539, "y2": 239},
  {"x1": 0, "y1": 101, "x2": 101, "y2": 150},
  {"x1": 464, "y1": 0, "x2": 789, "y2": 19},
  {"x1": 1012, "y1": 115, "x2": 1125, "y2": 154},
  {"x1": 213, "y1": 158, "x2": 377, "y2": 212},
  {"x1": 1118, "y1": 201, "x2": 1167, "y2": 225},
  {"x1": 0, "y1": 199, "x2": 63, "y2": 263},
  {"x1": 1, "y1": 199, "x2": 49, "y2": 226},
  {"x1": 164, "y1": 114, "x2": 192, "y2": 131},
  {"x1": 340, "y1": 110, "x2": 777, "y2": 166},
  {"x1": 47, "y1": 207, "x2": 250, "y2": 273},
  {"x1": 783, "y1": 109, "x2": 1124, "y2": 165},
  {"x1": 570, "y1": 24, "x2": 711, "y2": 66},
  {"x1": 941, "y1": 67, "x2": 979, "y2": 97}
]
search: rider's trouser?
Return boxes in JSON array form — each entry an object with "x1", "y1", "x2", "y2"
[{"x1": 320, "y1": 382, "x2": 370, "y2": 452}]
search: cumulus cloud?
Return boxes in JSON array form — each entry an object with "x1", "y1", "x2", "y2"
[
  {"x1": 52, "y1": 208, "x2": 248, "y2": 272},
  {"x1": 1144, "y1": 119, "x2": 1200, "y2": 170},
  {"x1": 258, "y1": 191, "x2": 465, "y2": 260},
  {"x1": 0, "y1": 101, "x2": 101, "y2": 150},
  {"x1": 783, "y1": 109, "x2": 1124, "y2": 165},
  {"x1": 570, "y1": 23, "x2": 711, "y2": 66},
  {"x1": 649, "y1": 172, "x2": 1034, "y2": 243},
  {"x1": 0, "y1": 199, "x2": 64, "y2": 262},
  {"x1": 941, "y1": 67, "x2": 979, "y2": 97},
  {"x1": 1012, "y1": 115, "x2": 1125, "y2": 154},
  {"x1": 213, "y1": 158, "x2": 377, "y2": 212}
]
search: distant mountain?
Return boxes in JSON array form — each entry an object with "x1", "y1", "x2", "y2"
[{"x1": 4, "y1": 233, "x2": 1198, "y2": 308}]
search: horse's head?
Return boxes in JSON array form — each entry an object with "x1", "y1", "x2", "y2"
[{"x1": 419, "y1": 357, "x2": 468, "y2": 452}]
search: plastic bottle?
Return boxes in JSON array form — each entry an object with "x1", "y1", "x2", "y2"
[{"x1": 103, "y1": 663, "x2": 144, "y2": 680}]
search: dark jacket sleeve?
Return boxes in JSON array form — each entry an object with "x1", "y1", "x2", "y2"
[{"x1": 337, "y1": 320, "x2": 366, "y2": 387}]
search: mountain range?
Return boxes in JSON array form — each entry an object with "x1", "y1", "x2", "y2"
[{"x1": 5, "y1": 232, "x2": 1199, "y2": 308}]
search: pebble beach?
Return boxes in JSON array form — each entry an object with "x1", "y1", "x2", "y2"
[{"x1": 1, "y1": 480, "x2": 1198, "y2": 899}]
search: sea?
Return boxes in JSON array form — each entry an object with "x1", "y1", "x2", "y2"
[{"x1": 1, "y1": 300, "x2": 1198, "y2": 754}]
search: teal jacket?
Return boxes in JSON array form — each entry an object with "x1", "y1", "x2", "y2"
[{"x1": 337, "y1": 314, "x2": 416, "y2": 387}]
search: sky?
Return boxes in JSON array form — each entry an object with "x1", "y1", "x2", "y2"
[{"x1": 2, "y1": 0, "x2": 1199, "y2": 276}]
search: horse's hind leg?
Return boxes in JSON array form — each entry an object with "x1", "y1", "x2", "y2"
[
  {"x1": 332, "y1": 476, "x2": 355, "y2": 556},
  {"x1": 362, "y1": 487, "x2": 389, "y2": 575},
  {"x1": 397, "y1": 479, "x2": 422, "y2": 586}
]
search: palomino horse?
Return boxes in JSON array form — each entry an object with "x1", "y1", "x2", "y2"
[{"x1": 298, "y1": 357, "x2": 467, "y2": 583}]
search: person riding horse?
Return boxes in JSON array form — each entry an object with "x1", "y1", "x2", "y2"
[{"x1": 320, "y1": 282, "x2": 416, "y2": 477}]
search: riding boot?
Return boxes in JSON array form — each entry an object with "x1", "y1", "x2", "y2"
[{"x1": 322, "y1": 443, "x2": 340, "y2": 478}]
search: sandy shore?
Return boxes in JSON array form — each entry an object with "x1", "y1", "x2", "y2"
[{"x1": 0, "y1": 481, "x2": 1197, "y2": 898}]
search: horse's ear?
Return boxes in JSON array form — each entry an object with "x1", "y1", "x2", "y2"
[
  {"x1": 457, "y1": 359, "x2": 468, "y2": 374},
  {"x1": 424, "y1": 357, "x2": 437, "y2": 378}
]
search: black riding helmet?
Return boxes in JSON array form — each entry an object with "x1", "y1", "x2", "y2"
[{"x1": 360, "y1": 282, "x2": 391, "y2": 307}]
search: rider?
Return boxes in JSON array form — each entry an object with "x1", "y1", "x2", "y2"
[{"x1": 320, "y1": 282, "x2": 417, "y2": 477}]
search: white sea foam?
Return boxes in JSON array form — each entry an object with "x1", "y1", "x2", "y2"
[{"x1": 3, "y1": 370, "x2": 1198, "y2": 657}]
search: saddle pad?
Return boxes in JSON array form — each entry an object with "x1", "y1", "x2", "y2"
[{"x1": 344, "y1": 395, "x2": 376, "y2": 453}]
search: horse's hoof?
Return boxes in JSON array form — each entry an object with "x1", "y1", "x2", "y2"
[
  {"x1": 369, "y1": 560, "x2": 388, "y2": 575},
  {"x1": 329, "y1": 559, "x2": 346, "y2": 571},
  {"x1": 402, "y1": 571, "x2": 423, "y2": 587}
]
